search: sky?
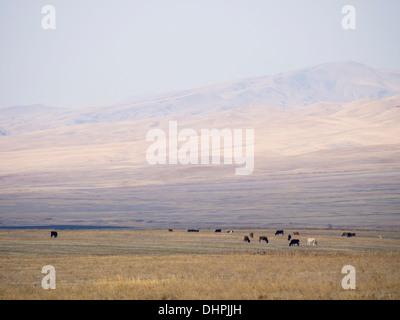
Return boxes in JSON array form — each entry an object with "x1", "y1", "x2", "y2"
[{"x1": 0, "y1": 0, "x2": 399, "y2": 108}]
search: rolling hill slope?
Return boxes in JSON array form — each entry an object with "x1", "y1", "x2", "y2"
[{"x1": 0, "y1": 62, "x2": 399, "y2": 228}]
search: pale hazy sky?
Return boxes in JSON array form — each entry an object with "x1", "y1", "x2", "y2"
[{"x1": 0, "y1": 0, "x2": 399, "y2": 108}]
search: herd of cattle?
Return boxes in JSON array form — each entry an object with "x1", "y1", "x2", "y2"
[
  {"x1": 241, "y1": 229, "x2": 317, "y2": 247},
  {"x1": 49, "y1": 229, "x2": 358, "y2": 247},
  {"x1": 180, "y1": 228, "x2": 357, "y2": 247}
]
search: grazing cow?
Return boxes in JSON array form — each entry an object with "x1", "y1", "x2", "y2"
[
  {"x1": 307, "y1": 238, "x2": 317, "y2": 246},
  {"x1": 289, "y1": 239, "x2": 300, "y2": 246},
  {"x1": 50, "y1": 231, "x2": 58, "y2": 238},
  {"x1": 227, "y1": 230, "x2": 234, "y2": 233},
  {"x1": 187, "y1": 229, "x2": 199, "y2": 232},
  {"x1": 293, "y1": 231, "x2": 299, "y2": 235},
  {"x1": 275, "y1": 230, "x2": 284, "y2": 235},
  {"x1": 347, "y1": 232, "x2": 356, "y2": 237},
  {"x1": 250, "y1": 232, "x2": 254, "y2": 238},
  {"x1": 288, "y1": 234, "x2": 291, "y2": 241},
  {"x1": 168, "y1": 229, "x2": 173, "y2": 232},
  {"x1": 243, "y1": 236, "x2": 251, "y2": 243},
  {"x1": 342, "y1": 232, "x2": 349, "y2": 237},
  {"x1": 259, "y1": 236, "x2": 268, "y2": 243},
  {"x1": 215, "y1": 229, "x2": 222, "y2": 233}
]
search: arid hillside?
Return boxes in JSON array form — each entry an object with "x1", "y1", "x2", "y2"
[{"x1": 0, "y1": 94, "x2": 399, "y2": 228}]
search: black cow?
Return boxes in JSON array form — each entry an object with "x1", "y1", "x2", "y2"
[
  {"x1": 289, "y1": 239, "x2": 300, "y2": 246},
  {"x1": 275, "y1": 230, "x2": 284, "y2": 235},
  {"x1": 259, "y1": 236, "x2": 268, "y2": 243},
  {"x1": 215, "y1": 229, "x2": 222, "y2": 233},
  {"x1": 347, "y1": 232, "x2": 356, "y2": 237},
  {"x1": 288, "y1": 234, "x2": 291, "y2": 241},
  {"x1": 243, "y1": 236, "x2": 251, "y2": 243},
  {"x1": 50, "y1": 231, "x2": 58, "y2": 238},
  {"x1": 187, "y1": 229, "x2": 199, "y2": 232}
]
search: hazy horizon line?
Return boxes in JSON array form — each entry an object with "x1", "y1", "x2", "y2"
[{"x1": 2, "y1": 59, "x2": 397, "y2": 111}]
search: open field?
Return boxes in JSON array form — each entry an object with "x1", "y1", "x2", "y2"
[{"x1": 1, "y1": 228, "x2": 399, "y2": 300}]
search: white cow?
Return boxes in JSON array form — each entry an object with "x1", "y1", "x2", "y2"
[{"x1": 307, "y1": 238, "x2": 317, "y2": 246}]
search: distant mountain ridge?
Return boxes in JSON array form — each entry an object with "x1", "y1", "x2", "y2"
[
  {"x1": 1, "y1": 61, "x2": 400, "y2": 134},
  {"x1": 82, "y1": 61, "x2": 400, "y2": 120}
]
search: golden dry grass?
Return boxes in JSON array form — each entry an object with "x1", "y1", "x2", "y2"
[{"x1": 0, "y1": 228, "x2": 399, "y2": 300}]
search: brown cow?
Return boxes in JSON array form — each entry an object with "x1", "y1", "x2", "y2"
[
  {"x1": 250, "y1": 232, "x2": 254, "y2": 238},
  {"x1": 259, "y1": 236, "x2": 268, "y2": 243},
  {"x1": 342, "y1": 232, "x2": 356, "y2": 237},
  {"x1": 243, "y1": 236, "x2": 250, "y2": 243}
]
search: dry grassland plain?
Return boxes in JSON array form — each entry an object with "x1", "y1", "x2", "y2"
[
  {"x1": 1, "y1": 88, "x2": 400, "y2": 301},
  {"x1": 0, "y1": 228, "x2": 399, "y2": 300}
]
